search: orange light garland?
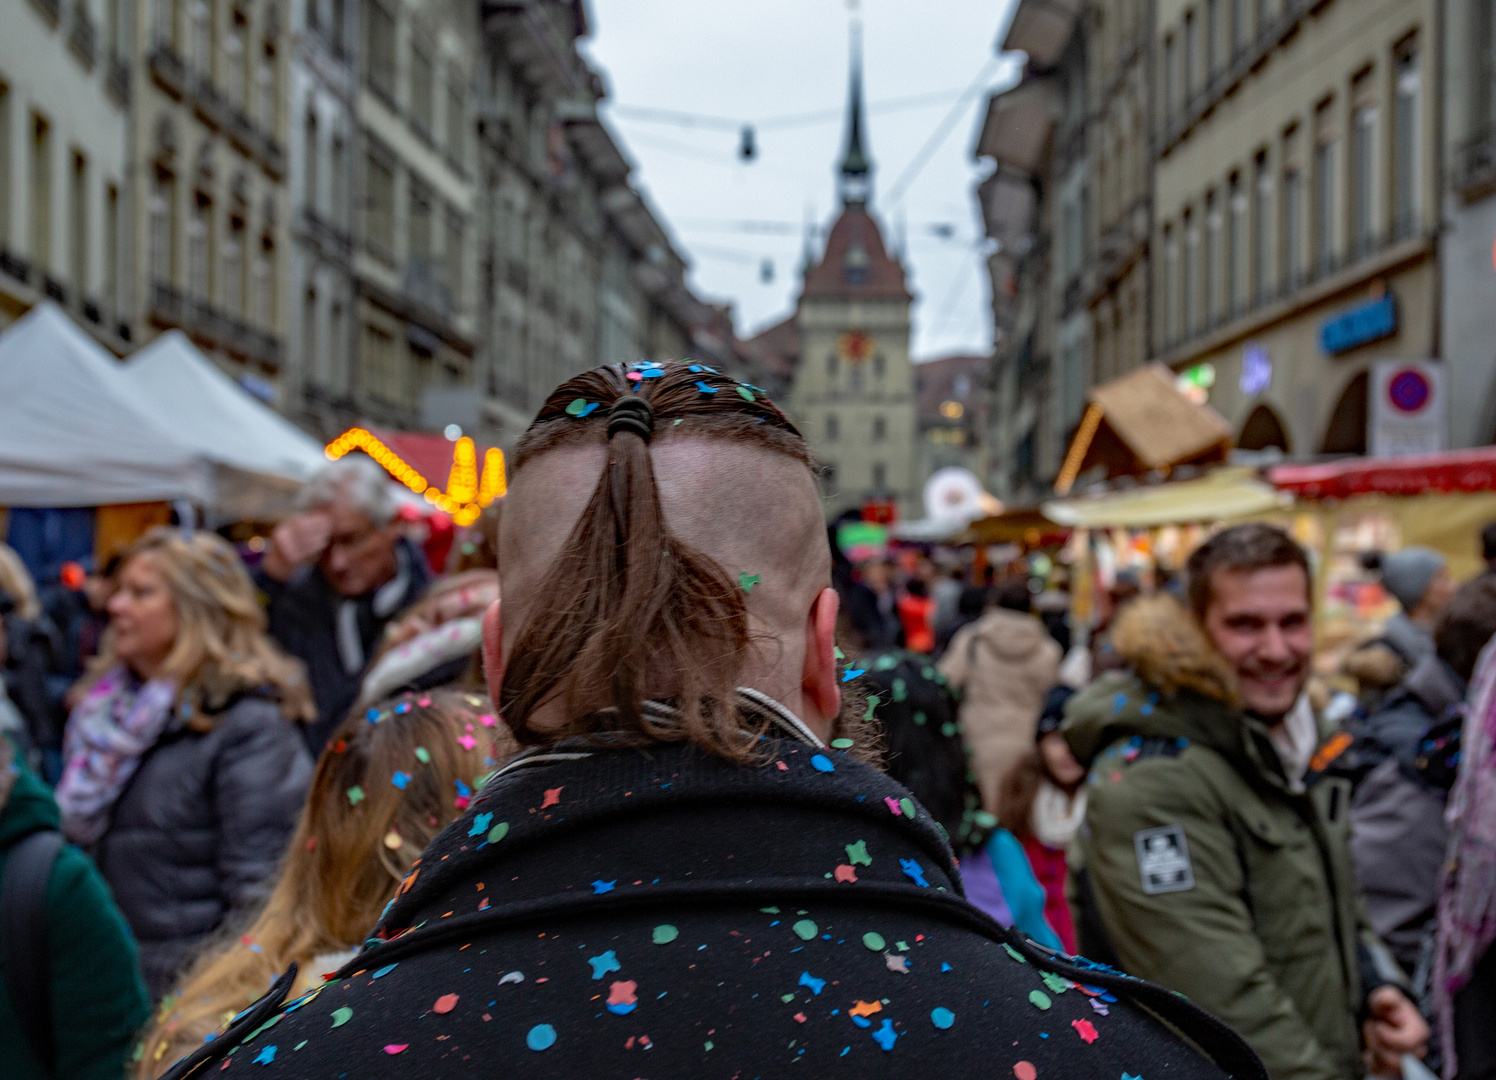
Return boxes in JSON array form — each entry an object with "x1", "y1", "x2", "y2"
[{"x1": 324, "y1": 427, "x2": 506, "y2": 527}]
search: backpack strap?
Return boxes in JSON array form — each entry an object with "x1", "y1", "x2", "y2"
[{"x1": 2, "y1": 828, "x2": 64, "y2": 1070}]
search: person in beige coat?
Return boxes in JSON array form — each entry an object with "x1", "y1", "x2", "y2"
[{"x1": 938, "y1": 579, "x2": 1062, "y2": 813}]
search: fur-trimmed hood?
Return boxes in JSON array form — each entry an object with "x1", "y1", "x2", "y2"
[{"x1": 1063, "y1": 595, "x2": 1288, "y2": 779}]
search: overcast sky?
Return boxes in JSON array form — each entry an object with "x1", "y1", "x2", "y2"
[{"x1": 581, "y1": 0, "x2": 1022, "y2": 361}]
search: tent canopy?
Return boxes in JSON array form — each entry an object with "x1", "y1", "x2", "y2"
[
  {"x1": 1056, "y1": 363, "x2": 1233, "y2": 493},
  {"x1": 125, "y1": 330, "x2": 326, "y2": 481},
  {"x1": 0, "y1": 304, "x2": 211, "y2": 507},
  {"x1": 1270, "y1": 446, "x2": 1496, "y2": 499},
  {"x1": 1043, "y1": 466, "x2": 1290, "y2": 529}
]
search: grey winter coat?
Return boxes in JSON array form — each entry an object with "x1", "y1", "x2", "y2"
[
  {"x1": 92, "y1": 694, "x2": 312, "y2": 997},
  {"x1": 1349, "y1": 654, "x2": 1464, "y2": 974}
]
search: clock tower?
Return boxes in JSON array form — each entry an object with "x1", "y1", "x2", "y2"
[{"x1": 783, "y1": 22, "x2": 917, "y2": 521}]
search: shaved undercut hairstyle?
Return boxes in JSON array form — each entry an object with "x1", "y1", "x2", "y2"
[{"x1": 502, "y1": 361, "x2": 820, "y2": 762}]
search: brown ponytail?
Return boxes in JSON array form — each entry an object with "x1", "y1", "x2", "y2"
[{"x1": 501, "y1": 362, "x2": 816, "y2": 762}]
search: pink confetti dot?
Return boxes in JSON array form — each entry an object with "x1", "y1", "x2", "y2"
[
  {"x1": 1014, "y1": 1062, "x2": 1037, "y2": 1080},
  {"x1": 384, "y1": 1044, "x2": 408, "y2": 1055},
  {"x1": 433, "y1": 993, "x2": 459, "y2": 1014}
]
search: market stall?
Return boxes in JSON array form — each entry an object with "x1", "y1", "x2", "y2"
[
  {"x1": 123, "y1": 331, "x2": 328, "y2": 521},
  {"x1": 0, "y1": 304, "x2": 211, "y2": 575}
]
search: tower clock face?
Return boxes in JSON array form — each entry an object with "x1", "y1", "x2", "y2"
[{"x1": 837, "y1": 330, "x2": 876, "y2": 363}]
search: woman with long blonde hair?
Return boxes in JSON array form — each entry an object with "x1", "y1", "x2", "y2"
[
  {"x1": 55, "y1": 527, "x2": 316, "y2": 996},
  {"x1": 138, "y1": 689, "x2": 514, "y2": 1076}
]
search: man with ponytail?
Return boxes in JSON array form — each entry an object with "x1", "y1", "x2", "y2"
[{"x1": 161, "y1": 363, "x2": 1259, "y2": 1080}]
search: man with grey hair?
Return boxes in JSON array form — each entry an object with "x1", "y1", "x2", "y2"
[{"x1": 254, "y1": 456, "x2": 431, "y2": 752}]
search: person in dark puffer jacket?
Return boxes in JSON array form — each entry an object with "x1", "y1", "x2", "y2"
[
  {"x1": 0, "y1": 734, "x2": 149, "y2": 1080},
  {"x1": 56, "y1": 528, "x2": 314, "y2": 998},
  {"x1": 159, "y1": 362, "x2": 1260, "y2": 1080}
]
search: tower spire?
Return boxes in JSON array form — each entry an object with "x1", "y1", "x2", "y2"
[{"x1": 838, "y1": 19, "x2": 872, "y2": 207}]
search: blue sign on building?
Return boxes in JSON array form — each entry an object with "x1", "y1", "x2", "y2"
[{"x1": 1320, "y1": 293, "x2": 1398, "y2": 355}]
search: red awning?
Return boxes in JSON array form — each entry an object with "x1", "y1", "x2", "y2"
[{"x1": 1269, "y1": 447, "x2": 1496, "y2": 499}]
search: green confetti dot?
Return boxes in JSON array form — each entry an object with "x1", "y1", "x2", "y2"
[
  {"x1": 1029, "y1": 989, "x2": 1052, "y2": 1010},
  {"x1": 831, "y1": 738, "x2": 854, "y2": 750},
  {"x1": 294, "y1": 1041, "x2": 307, "y2": 1051},
  {"x1": 792, "y1": 919, "x2": 818, "y2": 940},
  {"x1": 487, "y1": 821, "x2": 509, "y2": 844},
  {"x1": 862, "y1": 932, "x2": 886, "y2": 951},
  {"x1": 415, "y1": 747, "x2": 431, "y2": 763},
  {"x1": 330, "y1": 1007, "x2": 352, "y2": 1028},
  {"x1": 874, "y1": 654, "x2": 899, "y2": 671},
  {"x1": 564, "y1": 398, "x2": 588, "y2": 416},
  {"x1": 705, "y1": 1041, "x2": 714, "y2": 1051},
  {"x1": 652, "y1": 924, "x2": 679, "y2": 944},
  {"x1": 913, "y1": 711, "x2": 927, "y2": 725},
  {"x1": 760, "y1": 906, "x2": 781, "y2": 914},
  {"x1": 346, "y1": 786, "x2": 365, "y2": 806},
  {"x1": 941, "y1": 722, "x2": 958, "y2": 737},
  {"x1": 781, "y1": 993, "x2": 796, "y2": 1003},
  {"x1": 899, "y1": 798, "x2": 917, "y2": 819},
  {"x1": 892, "y1": 677, "x2": 908, "y2": 701},
  {"x1": 736, "y1": 386, "x2": 755, "y2": 401}
]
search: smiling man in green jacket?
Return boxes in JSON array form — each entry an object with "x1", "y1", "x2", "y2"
[{"x1": 1063, "y1": 525, "x2": 1428, "y2": 1080}]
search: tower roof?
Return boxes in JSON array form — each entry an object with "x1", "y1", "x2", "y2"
[
  {"x1": 801, "y1": 205, "x2": 911, "y2": 302},
  {"x1": 838, "y1": 21, "x2": 872, "y2": 207}
]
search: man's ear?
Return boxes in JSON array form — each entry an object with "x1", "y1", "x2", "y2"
[
  {"x1": 801, "y1": 587, "x2": 841, "y2": 724},
  {"x1": 481, "y1": 598, "x2": 503, "y2": 706}
]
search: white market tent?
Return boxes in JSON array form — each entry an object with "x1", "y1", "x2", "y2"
[
  {"x1": 123, "y1": 330, "x2": 328, "y2": 519},
  {"x1": 0, "y1": 303, "x2": 212, "y2": 507}
]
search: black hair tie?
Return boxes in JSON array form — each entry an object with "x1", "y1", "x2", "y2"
[{"x1": 607, "y1": 395, "x2": 655, "y2": 443}]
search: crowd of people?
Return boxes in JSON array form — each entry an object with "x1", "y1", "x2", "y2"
[{"x1": 1, "y1": 360, "x2": 1495, "y2": 1079}]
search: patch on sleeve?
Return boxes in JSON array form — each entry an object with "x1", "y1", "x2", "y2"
[{"x1": 1134, "y1": 825, "x2": 1195, "y2": 894}]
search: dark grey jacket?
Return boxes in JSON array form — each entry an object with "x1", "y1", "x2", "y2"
[
  {"x1": 92, "y1": 694, "x2": 312, "y2": 998},
  {"x1": 1349, "y1": 654, "x2": 1465, "y2": 974}
]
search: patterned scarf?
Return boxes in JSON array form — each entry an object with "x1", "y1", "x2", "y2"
[
  {"x1": 1434, "y1": 639, "x2": 1496, "y2": 1076},
  {"x1": 55, "y1": 665, "x2": 179, "y2": 845}
]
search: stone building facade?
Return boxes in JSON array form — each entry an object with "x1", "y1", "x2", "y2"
[
  {"x1": 754, "y1": 32, "x2": 920, "y2": 521},
  {"x1": 974, "y1": 0, "x2": 1088, "y2": 502},
  {"x1": 285, "y1": 0, "x2": 359, "y2": 436},
  {"x1": 1151, "y1": 0, "x2": 1440, "y2": 458},
  {"x1": 0, "y1": 0, "x2": 133, "y2": 349},
  {"x1": 131, "y1": 0, "x2": 291, "y2": 395}
]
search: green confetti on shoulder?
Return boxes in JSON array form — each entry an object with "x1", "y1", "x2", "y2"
[
  {"x1": 845, "y1": 839, "x2": 872, "y2": 866},
  {"x1": 487, "y1": 821, "x2": 509, "y2": 844},
  {"x1": 1041, "y1": 971, "x2": 1070, "y2": 994},
  {"x1": 760, "y1": 906, "x2": 781, "y2": 914},
  {"x1": 792, "y1": 919, "x2": 818, "y2": 940},
  {"x1": 862, "y1": 932, "x2": 886, "y2": 951},
  {"x1": 652, "y1": 924, "x2": 679, "y2": 944},
  {"x1": 1003, "y1": 942, "x2": 1028, "y2": 964},
  {"x1": 1028, "y1": 989, "x2": 1052, "y2": 1010},
  {"x1": 330, "y1": 1006, "x2": 352, "y2": 1028}
]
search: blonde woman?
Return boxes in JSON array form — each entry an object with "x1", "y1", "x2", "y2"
[
  {"x1": 56, "y1": 527, "x2": 315, "y2": 997},
  {"x1": 138, "y1": 690, "x2": 515, "y2": 1076}
]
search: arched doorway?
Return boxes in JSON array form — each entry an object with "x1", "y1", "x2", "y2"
[
  {"x1": 1321, "y1": 371, "x2": 1369, "y2": 455},
  {"x1": 1237, "y1": 404, "x2": 1291, "y2": 453}
]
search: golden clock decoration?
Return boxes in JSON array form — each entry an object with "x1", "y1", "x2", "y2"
[{"x1": 836, "y1": 329, "x2": 876, "y2": 364}]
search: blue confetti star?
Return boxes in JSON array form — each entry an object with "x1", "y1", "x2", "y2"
[
  {"x1": 592, "y1": 879, "x2": 617, "y2": 895},
  {"x1": 842, "y1": 668, "x2": 865, "y2": 682},
  {"x1": 901, "y1": 858, "x2": 930, "y2": 887},
  {"x1": 468, "y1": 812, "x2": 493, "y2": 837},
  {"x1": 253, "y1": 1045, "x2": 277, "y2": 1064},
  {"x1": 872, "y1": 1019, "x2": 899, "y2": 1050},
  {"x1": 391, "y1": 770, "x2": 410, "y2": 790},
  {"x1": 588, "y1": 950, "x2": 621, "y2": 979},
  {"x1": 695, "y1": 381, "x2": 718, "y2": 394}
]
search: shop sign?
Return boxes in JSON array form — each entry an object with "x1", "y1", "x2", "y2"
[
  {"x1": 1320, "y1": 294, "x2": 1398, "y2": 355},
  {"x1": 1370, "y1": 360, "x2": 1446, "y2": 457},
  {"x1": 1240, "y1": 343, "x2": 1272, "y2": 396}
]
